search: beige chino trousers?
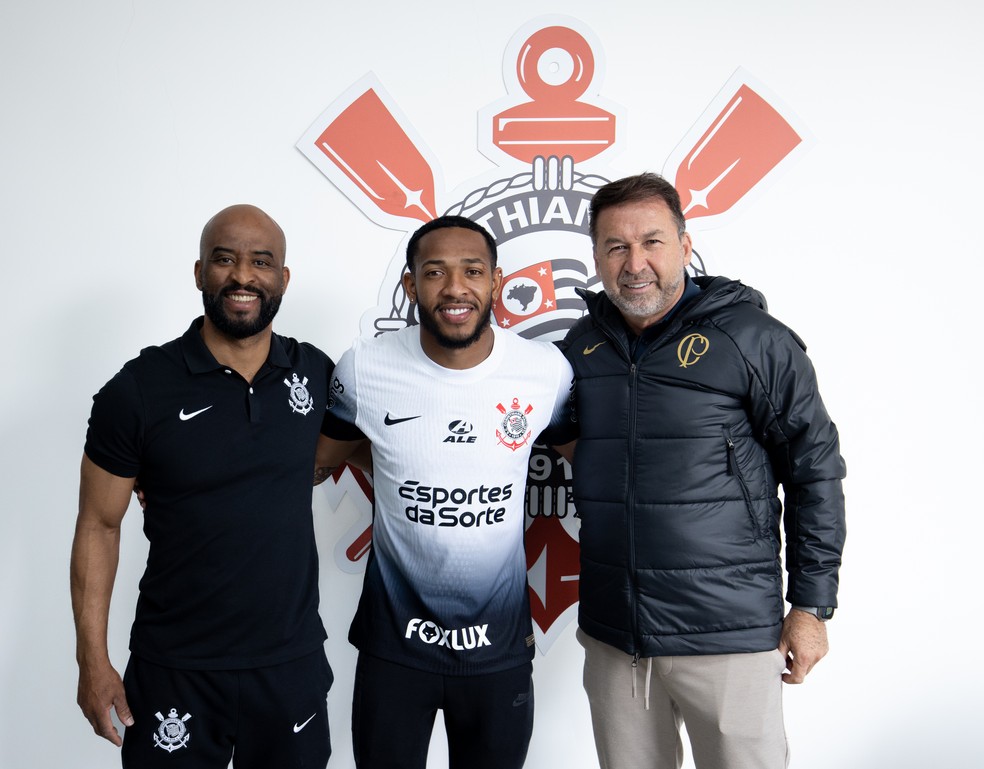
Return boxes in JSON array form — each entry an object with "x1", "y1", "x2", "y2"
[{"x1": 578, "y1": 629, "x2": 789, "y2": 769}]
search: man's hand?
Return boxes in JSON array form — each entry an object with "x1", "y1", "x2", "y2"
[
  {"x1": 77, "y1": 659, "x2": 133, "y2": 746},
  {"x1": 778, "y1": 609, "x2": 829, "y2": 684},
  {"x1": 133, "y1": 480, "x2": 147, "y2": 511},
  {"x1": 552, "y1": 440, "x2": 576, "y2": 463}
]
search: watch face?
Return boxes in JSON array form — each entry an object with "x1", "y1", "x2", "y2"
[{"x1": 819, "y1": 607, "x2": 835, "y2": 620}]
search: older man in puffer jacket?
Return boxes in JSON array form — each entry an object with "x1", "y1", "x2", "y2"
[{"x1": 557, "y1": 172, "x2": 846, "y2": 769}]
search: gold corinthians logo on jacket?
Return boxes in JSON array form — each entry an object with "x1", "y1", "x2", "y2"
[{"x1": 677, "y1": 334, "x2": 710, "y2": 368}]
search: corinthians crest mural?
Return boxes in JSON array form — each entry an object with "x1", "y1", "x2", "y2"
[{"x1": 297, "y1": 14, "x2": 811, "y2": 651}]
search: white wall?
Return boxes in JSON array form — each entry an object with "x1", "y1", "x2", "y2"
[{"x1": 2, "y1": 1, "x2": 981, "y2": 767}]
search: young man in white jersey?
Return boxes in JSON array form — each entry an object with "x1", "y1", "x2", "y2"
[{"x1": 315, "y1": 215, "x2": 574, "y2": 769}]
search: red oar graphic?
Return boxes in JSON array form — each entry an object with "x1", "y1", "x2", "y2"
[
  {"x1": 297, "y1": 73, "x2": 440, "y2": 228},
  {"x1": 525, "y1": 515, "x2": 580, "y2": 643},
  {"x1": 330, "y1": 464, "x2": 374, "y2": 564},
  {"x1": 665, "y1": 69, "x2": 812, "y2": 227}
]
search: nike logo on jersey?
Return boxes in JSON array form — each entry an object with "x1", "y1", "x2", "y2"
[
  {"x1": 583, "y1": 341, "x2": 607, "y2": 355},
  {"x1": 179, "y1": 406, "x2": 213, "y2": 421},
  {"x1": 293, "y1": 713, "x2": 316, "y2": 733},
  {"x1": 384, "y1": 413, "x2": 421, "y2": 426}
]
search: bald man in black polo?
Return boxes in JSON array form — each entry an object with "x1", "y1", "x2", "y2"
[{"x1": 71, "y1": 205, "x2": 334, "y2": 769}]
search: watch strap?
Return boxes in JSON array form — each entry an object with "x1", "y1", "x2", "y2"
[{"x1": 792, "y1": 605, "x2": 835, "y2": 621}]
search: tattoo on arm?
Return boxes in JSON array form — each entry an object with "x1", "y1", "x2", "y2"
[{"x1": 313, "y1": 467, "x2": 335, "y2": 486}]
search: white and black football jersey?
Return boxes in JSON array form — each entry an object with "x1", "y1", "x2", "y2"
[{"x1": 326, "y1": 324, "x2": 573, "y2": 675}]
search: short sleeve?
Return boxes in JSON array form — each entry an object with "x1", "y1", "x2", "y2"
[
  {"x1": 538, "y1": 344, "x2": 579, "y2": 446},
  {"x1": 83, "y1": 367, "x2": 143, "y2": 478},
  {"x1": 321, "y1": 346, "x2": 364, "y2": 440}
]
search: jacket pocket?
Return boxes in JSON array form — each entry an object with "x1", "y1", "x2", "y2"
[{"x1": 723, "y1": 426, "x2": 764, "y2": 537}]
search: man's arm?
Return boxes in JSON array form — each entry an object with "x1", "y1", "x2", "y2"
[
  {"x1": 746, "y1": 325, "x2": 845, "y2": 683},
  {"x1": 70, "y1": 454, "x2": 136, "y2": 746},
  {"x1": 314, "y1": 434, "x2": 370, "y2": 485}
]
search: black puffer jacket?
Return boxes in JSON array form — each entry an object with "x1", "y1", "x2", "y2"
[{"x1": 561, "y1": 276, "x2": 846, "y2": 657}]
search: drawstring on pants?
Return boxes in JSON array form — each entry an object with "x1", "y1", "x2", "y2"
[{"x1": 630, "y1": 653, "x2": 653, "y2": 711}]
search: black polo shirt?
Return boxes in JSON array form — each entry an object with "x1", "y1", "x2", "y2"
[{"x1": 85, "y1": 318, "x2": 333, "y2": 670}]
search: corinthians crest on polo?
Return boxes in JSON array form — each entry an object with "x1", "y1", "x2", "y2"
[
  {"x1": 297, "y1": 14, "x2": 812, "y2": 651},
  {"x1": 285, "y1": 372, "x2": 313, "y2": 415}
]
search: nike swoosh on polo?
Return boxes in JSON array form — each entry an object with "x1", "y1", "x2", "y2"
[
  {"x1": 384, "y1": 413, "x2": 421, "y2": 426},
  {"x1": 583, "y1": 341, "x2": 607, "y2": 355},
  {"x1": 293, "y1": 713, "x2": 316, "y2": 733},
  {"x1": 179, "y1": 405, "x2": 213, "y2": 421}
]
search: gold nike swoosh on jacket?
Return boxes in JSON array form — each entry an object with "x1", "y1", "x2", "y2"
[{"x1": 583, "y1": 342, "x2": 607, "y2": 355}]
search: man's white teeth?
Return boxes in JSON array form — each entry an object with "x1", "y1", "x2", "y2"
[
  {"x1": 444, "y1": 308, "x2": 468, "y2": 315},
  {"x1": 230, "y1": 294, "x2": 257, "y2": 303}
]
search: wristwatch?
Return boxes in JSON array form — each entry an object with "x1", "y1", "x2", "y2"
[{"x1": 792, "y1": 606, "x2": 835, "y2": 622}]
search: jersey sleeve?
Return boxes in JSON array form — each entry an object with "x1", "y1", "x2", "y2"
[
  {"x1": 304, "y1": 341, "x2": 336, "y2": 402},
  {"x1": 537, "y1": 343, "x2": 578, "y2": 445},
  {"x1": 321, "y1": 345, "x2": 365, "y2": 440},
  {"x1": 83, "y1": 366, "x2": 143, "y2": 478}
]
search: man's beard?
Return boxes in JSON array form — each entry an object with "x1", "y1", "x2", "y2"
[
  {"x1": 202, "y1": 285, "x2": 282, "y2": 340},
  {"x1": 603, "y1": 287, "x2": 671, "y2": 321},
  {"x1": 603, "y1": 272, "x2": 683, "y2": 323},
  {"x1": 416, "y1": 300, "x2": 493, "y2": 350}
]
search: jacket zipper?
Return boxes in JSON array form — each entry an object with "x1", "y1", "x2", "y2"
[
  {"x1": 589, "y1": 321, "x2": 643, "y2": 656},
  {"x1": 623, "y1": 322, "x2": 686, "y2": 656},
  {"x1": 723, "y1": 426, "x2": 760, "y2": 536},
  {"x1": 584, "y1": 282, "x2": 732, "y2": 656},
  {"x1": 592, "y1": 306, "x2": 701, "y2": 657},
  {"x1": 627, "y1": 362, "x2": 640, "y2": 653}
]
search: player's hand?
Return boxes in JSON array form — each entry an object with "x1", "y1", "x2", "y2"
[
  {"x1": 133, "y1": 480, "x2": 147, "y2": 511},
  {"x1": 77, "y1": 660, "x2": 133, "y2": 746},
  {"x1": 778, "y1": 609, "x2": 829, "y2": 684}
]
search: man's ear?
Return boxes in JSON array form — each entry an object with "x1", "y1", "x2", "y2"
[
  {"x1": 681, "y1": 231, "x2": 693, "y2": 269},
  {"x1": 491, "y1": 266, "x2": 503, "y2": 303},
  {"x1": 402, "y1": 270, "x2": 416, "y2": 303}
]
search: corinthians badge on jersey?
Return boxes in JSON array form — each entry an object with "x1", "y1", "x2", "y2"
[
  {"x1": 153, "y1": 708, "x2": 192, "y2": 753},
  {"x1": 285, "y1": 373, "x2": 314, "y2": 415},
  {"x1": 496, "y1": 398, "x2": 533, "y2": 451}
]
